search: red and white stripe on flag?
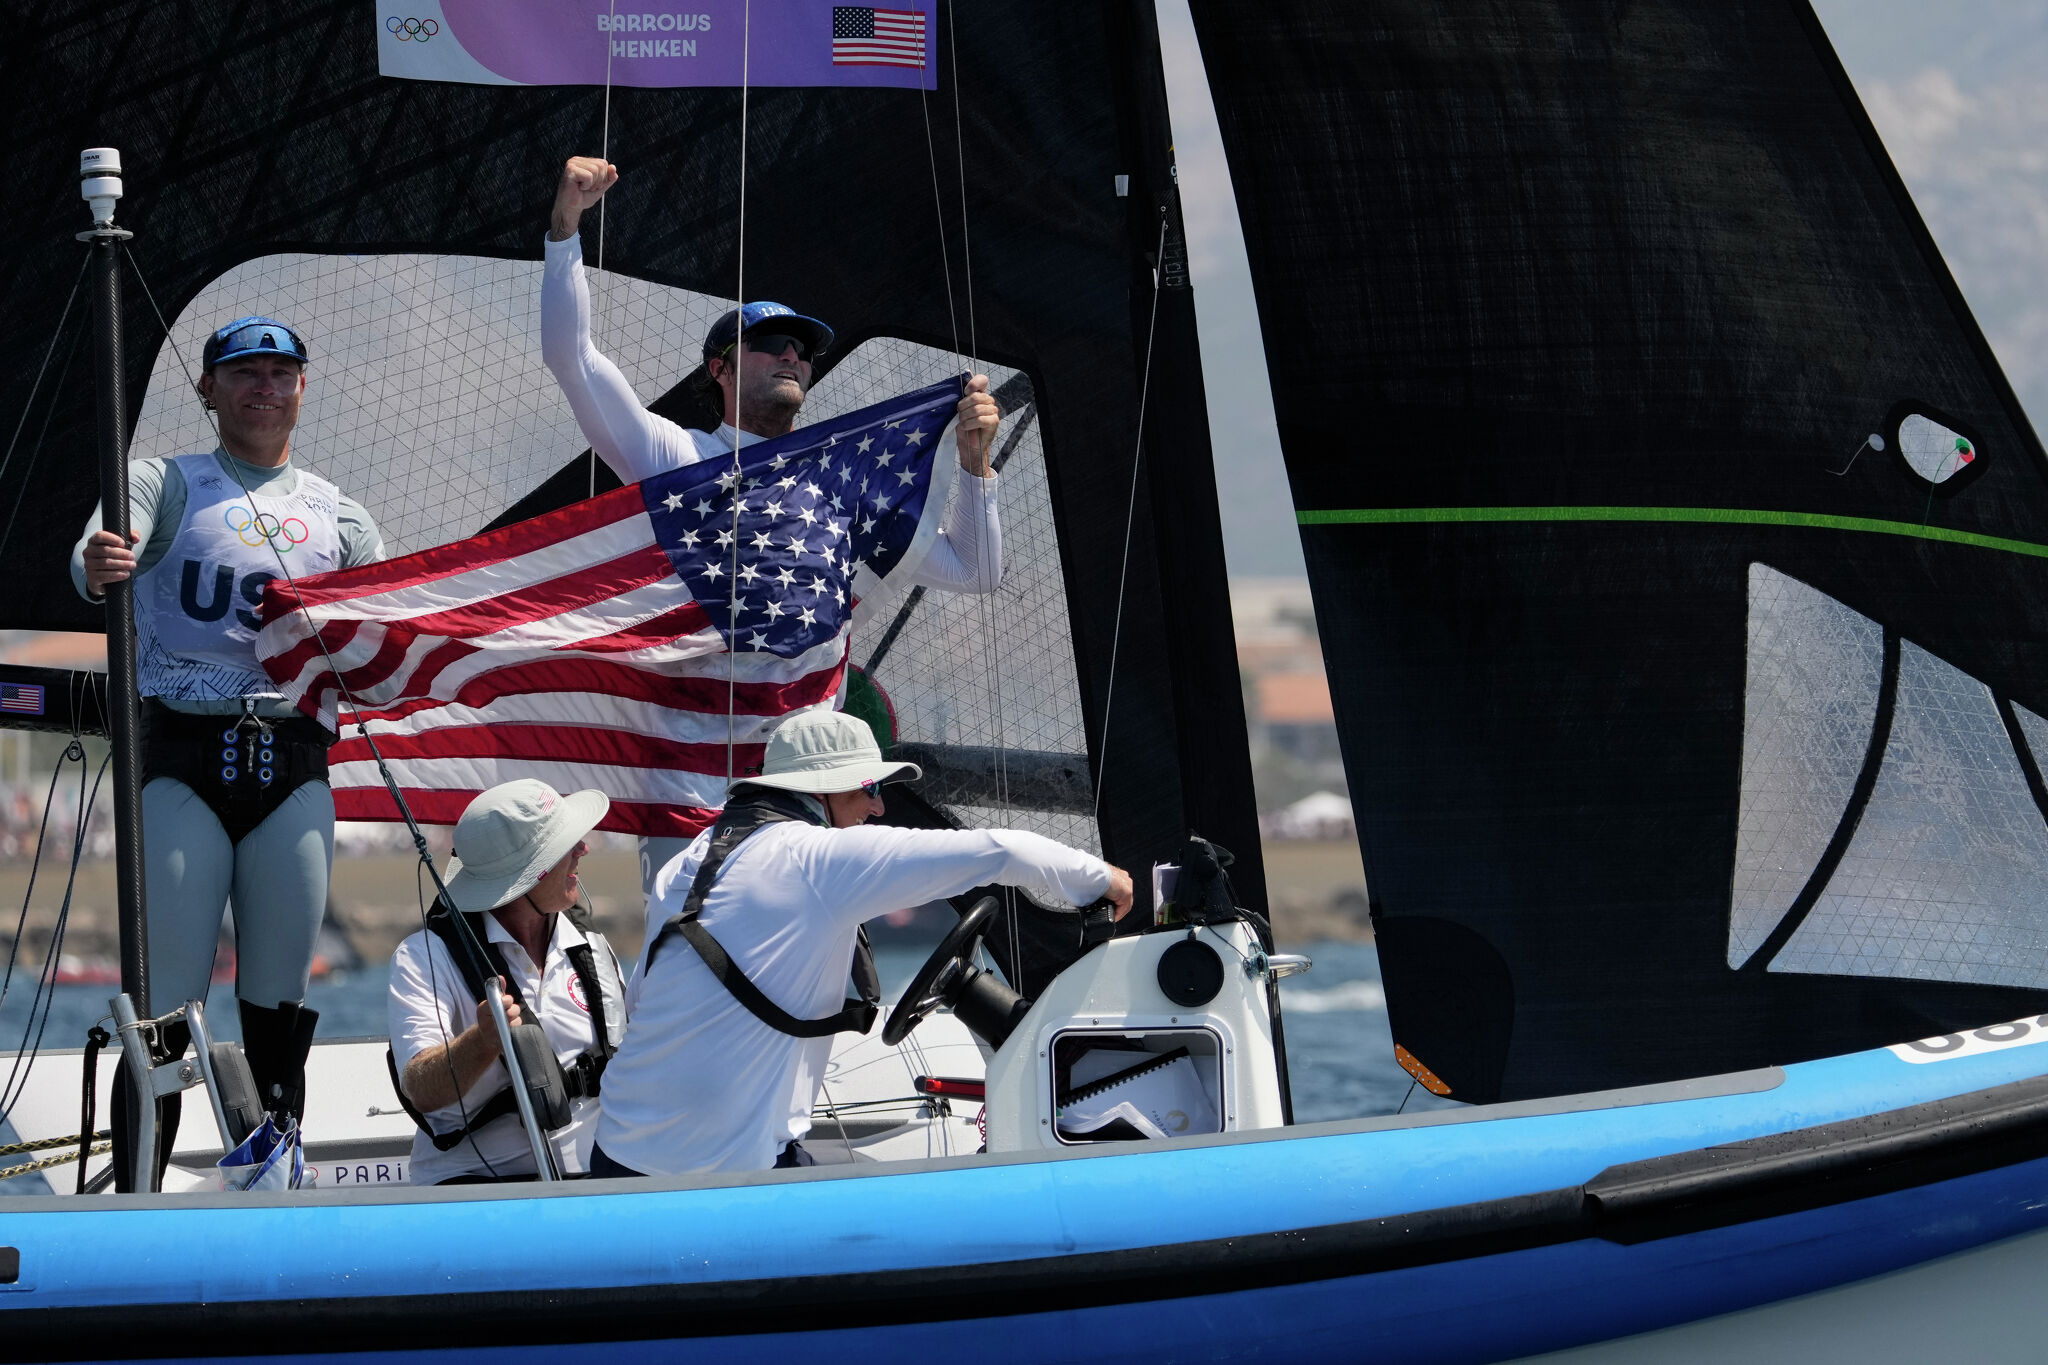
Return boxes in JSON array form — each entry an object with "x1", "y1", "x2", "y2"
[
  {"x1": 252, "y1": 483, "x2": 847, "y2": 839},
  {"x1": 256, "y1": 378, "x2": 962, "y2": 841}
]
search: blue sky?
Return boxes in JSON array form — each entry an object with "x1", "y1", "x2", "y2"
[{"x1": 1159, "y1": 2, "x2": 2048, "y2": 577}]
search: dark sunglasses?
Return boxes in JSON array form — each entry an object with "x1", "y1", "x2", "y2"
[
  {"x1": 721, "y1": 332, "x2": 812, "y2": 362},
  {"x1": 859, "y1": 779, "x2": 882, "y2": 798}
]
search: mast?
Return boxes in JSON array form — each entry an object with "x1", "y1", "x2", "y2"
[{"x1": 78, "y1": 147, "x2": 148, "y2": 1016}]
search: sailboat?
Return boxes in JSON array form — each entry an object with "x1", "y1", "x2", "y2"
[{"x1": 6, "y1": 0, "x2": 2048, "y2": 1359}]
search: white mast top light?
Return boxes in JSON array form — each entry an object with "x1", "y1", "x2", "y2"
[{"x1": 80, "y1": 146, "x2": 123, "y2": 226}]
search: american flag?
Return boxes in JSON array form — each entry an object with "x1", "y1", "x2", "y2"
[
  {"x1": 0, "y1": 682, "x2": 43, "y2": 715},
  {"x1": 256, "y1": 379, "x2": 963, "y2": 837},
  {"x1": 831, "y1": 6, "x2": 927, "y2": 68}
]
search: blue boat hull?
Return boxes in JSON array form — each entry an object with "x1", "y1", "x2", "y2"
[{"x1": 9, "y1": 1022, "x2": 2048, "y2": 1363}]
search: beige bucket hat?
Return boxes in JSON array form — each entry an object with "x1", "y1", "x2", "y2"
[
  {"x1": 442, "y1": 779, "x2": 610, "y2": 912},
  {"x1": 743, "y1": 710, "x2": 922, "y2": 795}
]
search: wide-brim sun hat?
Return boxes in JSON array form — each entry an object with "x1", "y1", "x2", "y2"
[
  {"x1": 441, "y1": 779, "x2": 610, "y2": 912},
  {"x1": 743, "y1": 710, "x2": 921, "y2": 795}
]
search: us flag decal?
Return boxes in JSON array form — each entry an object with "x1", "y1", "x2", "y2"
[{"x1": 832, "y1": 6, "x2": 927, "y2": 68}]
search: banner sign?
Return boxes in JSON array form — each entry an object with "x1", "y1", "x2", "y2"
[{"x1": 377, "y1": 1, "x2": 938, "y2": 90}]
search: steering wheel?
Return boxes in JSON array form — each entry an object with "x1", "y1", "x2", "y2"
[{"x1": 882, "y1": 895, "x2": 999, "y2": 1045}]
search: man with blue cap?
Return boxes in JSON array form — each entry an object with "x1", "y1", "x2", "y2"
[
  {"x1": 72, "y1": 315, "x2": 385, "y2": 1185},
  {"x1": 541, "y1": 155, "x2": 1006, "y2": 903}
]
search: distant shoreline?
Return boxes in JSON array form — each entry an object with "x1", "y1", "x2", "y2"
[{"x1": 0, "y1": 839, "x2": 1373, "y2": 964}]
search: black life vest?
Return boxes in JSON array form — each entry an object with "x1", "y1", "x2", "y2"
[
  {"x1": 643, "y1": 785, "x2": 881, "y2": 1039},
  {"x1": 386, "y1": 904, "x2": 624, "y2": 1152}
]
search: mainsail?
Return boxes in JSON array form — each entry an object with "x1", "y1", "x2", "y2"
[
  {"x1": 0, "y1": 1, "x2": 1264, "y2": 924},
  {"x1": 1193, "y1": 0, "x2": 2048, "y2": 1100}
]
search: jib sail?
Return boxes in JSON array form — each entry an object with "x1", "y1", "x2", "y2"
[{"x1": 1192, "y1": 0, "x2": 2048, "y2": 1100}]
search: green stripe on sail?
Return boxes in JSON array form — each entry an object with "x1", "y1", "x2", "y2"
[{"x1": 1295, "y1": 506, "x2": 2048, "y2": 560}]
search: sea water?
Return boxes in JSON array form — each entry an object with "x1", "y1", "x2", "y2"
[{"x1": 0, "y1": 936, "x2": 1456, "y2": 1192}]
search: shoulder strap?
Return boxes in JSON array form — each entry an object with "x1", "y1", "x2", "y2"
[
  {"x1": 644, "y1": 787, "x2": 880, "y2": 1039},
  {"x1": 564, "y1": 941, "x2": 612, "y2": 1058},
  {"x1": 425, "y1": 904, "x2": 534, "y2": 1017}
]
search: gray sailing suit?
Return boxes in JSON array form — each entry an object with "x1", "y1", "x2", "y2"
[{"x1": 71, "y1": 449, "x2": 383, "y2": 1011}]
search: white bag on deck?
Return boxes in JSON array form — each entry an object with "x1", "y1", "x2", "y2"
[{"x1": 216, "y1": 1116, "x2": 304, "y2": 1191}]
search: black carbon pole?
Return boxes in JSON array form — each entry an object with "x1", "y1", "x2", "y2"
[{"x1": 80, "y1": 149, "x2": 147, "y2": 1016}]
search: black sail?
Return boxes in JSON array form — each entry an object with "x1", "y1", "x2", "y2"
[
  {"x1": 1193, "y1": 0, "x2": 2048, "y2": 1100},
  {"x1": 0, "y1": 2, "x2": 1264, "y2": 929}
]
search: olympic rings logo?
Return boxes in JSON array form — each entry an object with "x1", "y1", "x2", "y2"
[
  {"x1": 386, "y1": 15, "x2": 440, "y2": 40},
  {"x1": 224, "y1": 505, "x2": 309, "y2": 551}
]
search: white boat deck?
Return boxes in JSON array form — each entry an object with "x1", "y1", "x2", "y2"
[{"x1": 0, "y1": 1011, "x2": 988, "y2": 1193}]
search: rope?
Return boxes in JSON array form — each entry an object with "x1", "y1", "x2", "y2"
[
  {"x1": 0, "y1": 1140, "x2": 110, "y2": 1184},
  {"x1": 0, "y1": 745, "x2": 107, "y2": 1127},
  {"x1": 1093, "y1": 215, "x2": 1170, "y2": 827},
  {"x1": 723, "y1": 0, "x2": 754, "y2": 787},
  {"x1": 0, "y1": 739, "x2": 84, "y2": 1019},
  {"x1": 0, "y1": 252, "x2": 91, "y2": 564},
  {"x1": 910, "y1": 2, "x2": 1020, "y2": 986},
  {"x1": 0, "y1": 1128, "x2": 110, "y2": 1158}
]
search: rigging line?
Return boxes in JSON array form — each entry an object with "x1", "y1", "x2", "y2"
[
  {"x1": 930, "y1": 0, "x2": 1017, "y2": 985},
  {"x1": 946, "y1": 0, "x2": 975, "y2": 360},
  {"x1": 0, "y1": 741, "x2": 83, "y2": 1020},
  {"x1": 414, "y1": 861, "x2": 505, "y2": 1180},
  {"x1": 0, "y1": 252, "x2": 91, "y2": 515},
  {"x1": 1092, "y1": 215, "x2": 1170, "y2": 828},
  {"x1": 724, "y1": 0, "x2": 752, "y2": 786},
  {"x1": 0, "y1": 749, "x2": 106, "y2": 1125},
  {"x1": 123, "y1": 257, "x2": 500, "y2": 1155},
  {"x1": 592, "y1": 0, "x2": 618, "y2": 501},
  {"x1": 0, "y1": 280, "x2": 91, "y2": 568},
  {"x1": 918, "y1": 85, "x2": 963, "y2": 365}
]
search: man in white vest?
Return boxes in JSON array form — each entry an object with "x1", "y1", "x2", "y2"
[
  {"x1": 590, "y1": 711, "x2": 1132, "y2": 1177},
  {"x1": 74, "y1": 317, "x2": 384, "y2": 1183}
]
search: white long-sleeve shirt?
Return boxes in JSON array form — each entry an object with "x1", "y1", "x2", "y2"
[
  {"x1": 540, "y1": 232, "x2": 1002, "y2": 593},
  {"x1": 594, "y1": 818, "x2": 1111, "y2": 1176}
]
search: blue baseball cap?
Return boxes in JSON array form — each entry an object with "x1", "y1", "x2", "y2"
[
  {"x1": 202, "y1": 316, "x2": 309, "y2": 369},
  {"x1": 702, "y1": 302, "x2": 834, "y2": 364}
]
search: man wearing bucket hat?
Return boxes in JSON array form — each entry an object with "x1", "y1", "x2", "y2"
[
  {"x1": 387, "y1": 780, "x2": 629, "y2": 1185},
  {"x1": 542, "y1": 156, "x2": 1009, "y2": 910},
  {"x1": 72, "y1": 315, "x2": 385, "y2": 1187},
  {"x1": 590, "y1": 711, "x2": 1133, "y2": 1177}
]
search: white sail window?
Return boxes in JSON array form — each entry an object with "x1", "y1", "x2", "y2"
[
  {"x1": 1897, "y1": 413, "x2": 1978, "y2": 485},
  {"x1": 1774, "y1": 643, "x2": 2048, "y2": 988},
  {"x1": 807, "y1": 337, "x2": 1099, "y2": 853},
  {"x1": 1727, "y1": 564, "x2": 1883, "y2": 967},
  {"x1": 129, "y1": 253, "x2": 1097, "y2": 851},
  {"x1": 130, "y1": 252, "x2": 731, "y2": 556}
]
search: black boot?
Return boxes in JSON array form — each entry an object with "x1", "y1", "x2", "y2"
[
  {"x1": 109, "y1": 1021, "x2": 189, "y2": 1193},
  {"x1": 237, "y1": 1000, "x2": 319, "y2": 1125}
]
